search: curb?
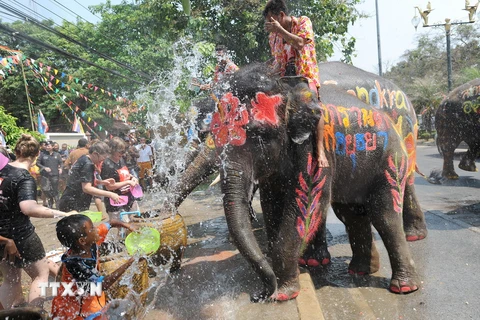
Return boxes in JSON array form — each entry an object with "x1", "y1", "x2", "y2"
[{"x1": 296, "y1": 271, "x2": 325, "y2": 320}]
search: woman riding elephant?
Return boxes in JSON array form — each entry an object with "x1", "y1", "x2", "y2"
[{"x1": 202, "y1": 63, "x2": 422, "y2": 301}]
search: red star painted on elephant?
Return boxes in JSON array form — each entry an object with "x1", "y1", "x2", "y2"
[
  {"x1": 210, "y1": 92, "x2": 249, "y2": 147},
  {"x1": 250, "y1": 92, "x2": 282, "y2": 126}
]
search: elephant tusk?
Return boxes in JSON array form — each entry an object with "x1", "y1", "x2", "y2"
[{"x1": 209, "y1": 173, "x2": 221, "y2": 187}]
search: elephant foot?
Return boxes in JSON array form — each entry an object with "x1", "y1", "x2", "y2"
[
  {"x1": 389, "y1": 278, "x2": 418, "y2": 294},
  {"x1": 405, "y1": 232, "x2": 427, "y2": 242},
  {"x1": 459, "y1": 159, "x2": 477, "y2": 172},
  {"x1": 348, "y1": 254, "x2": 380, "y2": 275},
  {"x1": 299, "y1": 246, "x2": 331, "y2": 267},
  {"x1": 442, "y1": 169, "x2": 459, "y2": 180},
  {"x1": 298, "y1": 257, "x2": 330, "y2": 267},
  {"x1": 271, "y1": 277, "x2": 301, "y2": 302}
]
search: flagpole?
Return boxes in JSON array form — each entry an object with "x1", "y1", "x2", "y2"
[{"x1": 18, "y1": 52, "x2": 35, "y2": 131}]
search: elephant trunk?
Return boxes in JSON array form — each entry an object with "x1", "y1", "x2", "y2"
[
  {"x1": 167, "y1": 144, "x2": 218, "y2": 209},
  {"x1": 221, "y1": 161, "x2": 277, "y2": 301}
]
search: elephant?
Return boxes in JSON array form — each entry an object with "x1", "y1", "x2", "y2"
[
  {"x1": 435, "y1": 78, "x2": 480, "y2": 179},
  {"x1": 169, "y1": 62, "x2": 427, "y2": 244},
  {"x1": 190, "y1": 62, "x2": 423, "y2": 302}
]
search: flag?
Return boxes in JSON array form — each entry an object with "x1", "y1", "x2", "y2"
[
  {"x1": 72, "y1": 114, "x2": 84, "y2": 133},
  {"x1": 37, "y1": 110, "x2": 49, "y2": 134}
]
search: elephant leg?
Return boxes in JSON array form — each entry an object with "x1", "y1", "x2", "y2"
[
  {"x1": 259, "y1": 178, "x2": 285, "y2": 254},
  {"x1": 369, "y1": 188, "x2": 419, "y2": 294},
  {"x1": 333, "y1": 203, "x2": 380, "y2": 275},
  {"x1": 299, "y1": 212, "x2": 330, "y2": 268},
  {"x1": 458, "y1": 143, "x2": 479, "y2": 172},
  {"x1": 270, "y1": 211, "x2": 302, "y2": 301},
  {"x1": 402, "y1": 181, "x2": 427, "y2": 241},
  {"x1": 439, "y1": 136, "x2": 461, "y2": 179}
]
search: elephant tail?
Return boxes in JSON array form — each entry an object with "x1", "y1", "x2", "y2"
[{"x1": 415, "y1": 164, "x2": 426, "y2": 178}]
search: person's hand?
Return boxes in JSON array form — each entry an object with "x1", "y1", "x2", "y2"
[
  {"x1": 264, "y1": 16, "x2": 282, "y2": 33},
  {"x1": 110, "y1": 193, "x2": 120, "y2": 203},
  {"x1": 124, "y1": 223, "x2": 138, "y2": 232},
  {"x1": 128, "y1": 178, "x2": 138, "y2": 187},
  {"x1": 45, "y1": 167, "x2": 51, "y2": 173},
  {"x1": 3, "y1": 239, "x2": 21, "y2": 263},
  {"x1": 66, "y1": 210, "x2": 78, "y2": 216},
  {"x1": 59, "y1": 169, "x2": 62, "y2": 175},
  {"x1": 102, "y1": 178, "x2": 115, "y2": 186}
]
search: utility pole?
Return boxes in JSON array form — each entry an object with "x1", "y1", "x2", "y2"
[
  {"x1": 412, "y1": 1, "x2": 480, "y2": 92},
  {"x1": 375, "y1": 0, "x2": 382, "y2": 76}
]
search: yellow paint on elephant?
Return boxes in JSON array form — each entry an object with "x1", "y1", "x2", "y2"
[
  {"x1": 356, "y1": 87, "x2": 369, "y2": 104},
  {"x1": 395, "y1": 91, "x2": 407, "y2": 110},
  {"x1": 361, "y1": 109, "x2": 375, "y2": 127},
  {"x1": 336, "y1": 106, "x2": 350, "y2": 127},
  {"x1": 323, "y1": 123, "x2": 335, "y2": 152},
  {"x1": 404, "y1": 132, "x2": 417, "y2": 178},
  {"x1": 206, "y1": 134, "x2": 216, "y2": 149}
]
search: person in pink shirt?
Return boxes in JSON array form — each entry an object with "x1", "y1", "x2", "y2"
[{"x1": 263, "y1": 0, "x2": 329, "y2": 167}]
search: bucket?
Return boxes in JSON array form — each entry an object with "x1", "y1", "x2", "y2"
[
  {"x1": 99, "y1": 253, "x2": 149, "y2": 303},
  {"x1": 80, "y1": 210, "x2": 102, "y2": 223},
  {"x1": 131, "y1": 213, "x2": 187, "y2": 272},
  {"x1": 125, "y1": 227, "x2": 160, "y2": 256}
]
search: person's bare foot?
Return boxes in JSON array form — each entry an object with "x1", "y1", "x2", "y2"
[{"x1": 317, "y1": 151, "x2": 329, "y2": 167}]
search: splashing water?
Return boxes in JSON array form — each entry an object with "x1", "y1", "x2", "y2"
[{"x1": 134, "y1": 38, "x2": 211, "y2": 210}]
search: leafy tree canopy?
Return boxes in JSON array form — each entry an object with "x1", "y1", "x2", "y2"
[{"x1": 1, "y1": 0, "x2": 362, "y2": 136}]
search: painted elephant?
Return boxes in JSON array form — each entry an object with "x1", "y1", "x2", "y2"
[
  {"x1": 170, "y1": 62, "x2": 426, "y2": 244},
  {"x1": 192, "y1": 62, "x2": 423, "y2": 302},
  {"x1": 435, "y1": 78, "x2": 480, "y2": 179}
]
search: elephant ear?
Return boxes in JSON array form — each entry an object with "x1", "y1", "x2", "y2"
[{"x1": 280, "y1": 79, "x2": 320, "y2": 145}]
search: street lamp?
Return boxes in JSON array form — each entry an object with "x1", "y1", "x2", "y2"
[{"x1": 411, "y1": 1, "x2": 480, "y2": 92}]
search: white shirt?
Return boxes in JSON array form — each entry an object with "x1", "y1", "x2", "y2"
[{"x1": 136, "y1": 144, "x2": 153, "y2": 163}]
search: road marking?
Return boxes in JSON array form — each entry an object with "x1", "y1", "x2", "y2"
[{"x1": 297, "y1": 272, "x2": 325, "y2": 320}]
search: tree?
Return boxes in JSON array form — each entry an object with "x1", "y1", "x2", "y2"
[
  {"x1": 0, "y1": 106, "x2": 44, "y2": 146},
  {"x1": 384, "y1": 23, "x2": 480, "y2": 116}
]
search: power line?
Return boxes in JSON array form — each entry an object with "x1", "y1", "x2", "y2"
[
  {"x1": 0, "y1": 2, "x2": 153, "y2": 80},
  {"x1": 51, "y1": 0, "x2": 95, "y2": 24},
  {"x1": 0, "y1": 22, "x2": 144, "y2": 85},
  {"x1": 73, "y1": 0, "x2": 102, "y2": 21}
]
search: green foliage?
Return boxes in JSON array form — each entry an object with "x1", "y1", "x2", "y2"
[
  {"x1": 0, "y1": 0, "x2": 362, "y2": 137},
  {"x1": 0, "y1": 106, "x2": 44, "y2": 146},
  {"x1": 385, "y1": 23, "x2": 480, "y2": 116}
]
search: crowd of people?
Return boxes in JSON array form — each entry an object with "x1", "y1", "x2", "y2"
[{"x1": 0, "y1": 132, "x2": 155, "y2": 318}]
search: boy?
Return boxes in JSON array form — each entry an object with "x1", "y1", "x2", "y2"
[
  {"x1": 51, "y1": 215, "x2": 136, "y2": 320},
  {"x1": 263, "y1": 0, "x2": 329, "y2": 167}
]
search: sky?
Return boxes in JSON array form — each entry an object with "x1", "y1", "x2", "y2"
[
  {"x1": 4, "y1": 0, "x2": 480, "y2": 75},
  {"x1": 333, "y1": 0, "x2": 480, "y2": 73}
]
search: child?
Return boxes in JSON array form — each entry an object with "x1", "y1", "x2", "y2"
[{"x1": 51, "y1": 214, "x2": 136, "y2": 320}]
